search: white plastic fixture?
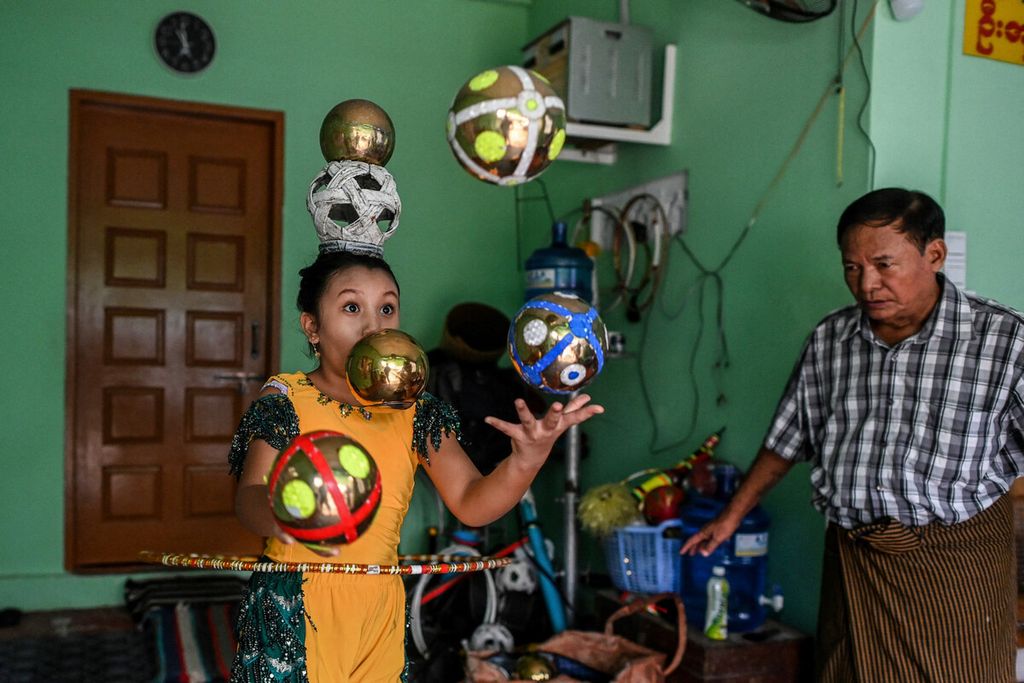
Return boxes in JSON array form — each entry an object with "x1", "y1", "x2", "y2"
[
  {"x1": 890, "y1": 0, "x2": 924, "y2": 21},
  {"x1": 590, "y1": 170, "x2": 688, "y2": 248}
]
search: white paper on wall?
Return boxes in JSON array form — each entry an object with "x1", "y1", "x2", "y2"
[{"x1": 944, "y1": 231, "x2": 967, "y2": 291}]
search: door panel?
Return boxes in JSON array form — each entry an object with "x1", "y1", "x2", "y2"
[{"x1": 67, "y1": 92, "x2": 282, "y2": 569}]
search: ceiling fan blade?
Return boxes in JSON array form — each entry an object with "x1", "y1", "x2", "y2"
[{"x1": 735, "y1": 0, "x2": 837, "y2": 22}]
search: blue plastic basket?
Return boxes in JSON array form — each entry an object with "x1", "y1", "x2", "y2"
[{"x1": 603, "y1": 519, "x2": 683, "y2": 594}]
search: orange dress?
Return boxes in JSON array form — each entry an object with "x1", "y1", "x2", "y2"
[{"x1": 229, "y1": 372, "x2": 460, "y2": 683}]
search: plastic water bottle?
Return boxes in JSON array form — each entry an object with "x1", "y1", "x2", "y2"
[
  {"x1": 704, "y1": 565, "x2": 729, "y2": 640},
  {"x1": 524, "y1": 221, "x2": 594, "y2": 303}
]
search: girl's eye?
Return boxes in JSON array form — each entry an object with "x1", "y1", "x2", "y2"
[
  {"x1": 343, "y1": 303, "x2": 360, "y2": 313},
  {"x1": 381, "y1": 304, "x2": 395, "y2": 315}
]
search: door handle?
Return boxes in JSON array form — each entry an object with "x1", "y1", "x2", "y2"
[{"x1": 251, "y1": 322, "x2": 260, "y2": 358}]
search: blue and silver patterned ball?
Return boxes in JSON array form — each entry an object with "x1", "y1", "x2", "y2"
[{"x1": 508, "y1": 292, "x2": 607, "y2": 395}]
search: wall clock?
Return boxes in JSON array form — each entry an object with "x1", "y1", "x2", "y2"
[{"x1": 154, "y1": 11, "x2": 216, "y2": 74}]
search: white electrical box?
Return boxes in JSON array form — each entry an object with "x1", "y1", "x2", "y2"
[{"x1": 589, "y1": 170, "x2": 688, "y2": 250}]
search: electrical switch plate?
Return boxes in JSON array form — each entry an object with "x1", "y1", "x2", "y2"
[{"x1": 588, "y1": 170, "x2": 687, "y2": 250}]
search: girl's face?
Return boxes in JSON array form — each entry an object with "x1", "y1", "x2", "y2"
[{"x1": 301, "y1": 265, "x2": 400, "y2": 375}]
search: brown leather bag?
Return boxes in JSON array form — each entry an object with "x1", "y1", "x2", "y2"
[{"x1": 464, "y1": 593, "x2": 686, "y2": 683}]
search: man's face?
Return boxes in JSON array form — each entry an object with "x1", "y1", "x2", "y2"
[{"x1": 840, "y1": 222, "x2": 946, "y2": 339}]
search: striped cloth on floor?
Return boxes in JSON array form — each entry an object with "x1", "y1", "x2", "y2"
[
  {"x1": 125, "y1": 576, "x2": 247, "y2": 683},
  {"x1": 143, "y1": 602, "x2": 239, "y2": 683}
]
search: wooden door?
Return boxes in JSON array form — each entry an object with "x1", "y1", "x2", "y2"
[{"x1": 66, "y1": 90, "x2": 282, "y2": 570}]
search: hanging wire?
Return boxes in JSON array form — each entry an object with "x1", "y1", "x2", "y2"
[
  {"x1": 634, "y1": 0, "x2": 880, "y2": 454},
  {"x1": 561, "y1": 201, "x2": 637, "y2": 314},
  {"x1": 513, "y1": 178, "x2": 558, "y2": 271},
  {"x1": 618, "y1": 194, "x2": 670, "y2": 320},
  {"x1": 850, "y1": 0, "x2": 878, "y2": 188},
  {"x1": 835, "y1": 0, "x2": 847, "y2": 187}
]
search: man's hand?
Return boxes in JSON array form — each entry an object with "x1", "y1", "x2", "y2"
[
  {"x1": 680, "y1": 515, "x2": 741, "y2": 557},
  {"x1": 680, "y1": 447, "x2": 794, "y2": 556}
]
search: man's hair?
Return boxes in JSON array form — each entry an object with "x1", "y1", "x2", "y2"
[{"x1": 836, "y1": 188, "x2": 945, "y2": 252}]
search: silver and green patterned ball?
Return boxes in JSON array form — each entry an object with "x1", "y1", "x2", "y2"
[
  {"x1": 267, "y1": 431, "x2": 381, "y2": 550},
  {"x1": 508, "y1": 292, "x2": 608, "y2": 394},
  {"x1": 446, "y1": 66, "x2": 566, "y2": 186}
]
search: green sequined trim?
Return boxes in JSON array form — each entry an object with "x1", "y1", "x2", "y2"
[
  {"x1": 412, "y1": 392, "x2": 463, "y2": 465},
  {"x1": 300, "y1": 374, "x2": 372, "y2": 420},
  {"x1": 228, "y1": 394, "x2": 300, "y2": 479},
  {"x1": 401, "y1": 601, "x2": 411, "y2": 683},
  {"x1": 230, "y1": 570, "x2": 308, "y2": 683}
]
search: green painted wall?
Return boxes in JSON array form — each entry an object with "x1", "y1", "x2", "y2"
[
  {"x1": 0, "y1": 0, "x2": 531, "y2": 609},
  {"x1": 872, "y1": 0, "x2": 1024, "y2": 306},
  {"x1": 1, "y1": 0, "x2": 1021, "y2": 640},
  {"x1": 523, "y1": 0, "x2": 1022, "y2": 635},
  {"x1": 523, "y1": 0, "x2": 875, "y2": 634}
]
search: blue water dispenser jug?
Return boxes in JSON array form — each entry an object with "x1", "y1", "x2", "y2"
[
  {"x1": 524, "y1": 221, "x2": 594, "y2": 303},
  {"x1": 680, "y1": 465, "x2": 782, "y2": 632}
]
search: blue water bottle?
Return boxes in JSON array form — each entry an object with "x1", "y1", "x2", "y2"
[
  {"x1": 680, "y1": 464, "x2": 773, "y2": 632},
  {"x1": 524, "y1": 221, "x2": 593, "y2": 303}
]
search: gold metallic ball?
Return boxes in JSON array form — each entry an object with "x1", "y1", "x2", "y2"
[
  {"x1": 508, "y1": 292, "x2": 608, "y2": 395},
  {"x1": 515, "y1": 653, "x2": 554, "y2": 681},
  {"x1": 319, "y1": 99, "x2": 396, "y2": 166},
  {"x1": 446, "y1": 66, "x2": 566, "y2": 186},
  {"x1": 346, "y1": 329, "x2": 429, "y2": 409},
  {"x1": 268, "y1": 431, "x2": 381, "y2": 550}
]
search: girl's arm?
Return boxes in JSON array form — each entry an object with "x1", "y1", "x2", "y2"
[
  {"x1": 235, "y1": 437, "x2": 294, "y2": 541},
  {"x1": 233, "y1": 397, "x2": 339, "y2": 557},
  {"x1": 421, "y1": 394, "x2": 603, "y2": 527}
]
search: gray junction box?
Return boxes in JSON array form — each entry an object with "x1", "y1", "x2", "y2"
[{"x1": 523, "y1": 16, "x2": 653, "y2": 128}]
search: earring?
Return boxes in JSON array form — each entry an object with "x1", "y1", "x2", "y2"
[{"x1": 309, "y1": 339, "x2": 320, "y2": 359}]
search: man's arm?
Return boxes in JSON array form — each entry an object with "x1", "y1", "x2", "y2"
[{"x1": 680, "y1": 447, "x2": 794, "y2": 556}]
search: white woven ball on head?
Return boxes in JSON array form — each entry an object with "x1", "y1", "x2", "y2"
[{"x1": 306, "y1": 160, "x2": 402, "y2": 256}]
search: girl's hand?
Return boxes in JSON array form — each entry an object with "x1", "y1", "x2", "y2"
[
  {"x1": 484, "y1": 394, "x2": 604, "y2": 470},
  {"x1": 422, "y1": 394, "x2": 604, "y2": 527}
]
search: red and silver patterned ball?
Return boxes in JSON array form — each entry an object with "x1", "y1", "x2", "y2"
[
  {"x1": 446, "y1": 66, "x2": 566, "y2": 186},
  {"x1": 267, "y1": 430, "x2": 381, "y2": 550},
  {"x1": 508, "y1": 292, "x2": 608, "y2": 394}
]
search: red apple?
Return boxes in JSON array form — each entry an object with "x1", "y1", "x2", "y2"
[{"x1": 642, "y1": 485, "x2": 686, "y2": 525}]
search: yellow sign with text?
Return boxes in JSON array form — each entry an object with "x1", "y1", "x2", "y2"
[{"x1": 964, "y1": 0, "x2": 1024, "y2": 66}]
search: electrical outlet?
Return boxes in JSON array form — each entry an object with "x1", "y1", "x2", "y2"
[{"x1": 587, "y1": 170, "x2": 688, "y2": 251}]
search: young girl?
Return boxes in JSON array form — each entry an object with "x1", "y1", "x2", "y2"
[{"x1": 228, "y1": 250, "x2": 603, "y2": 683}]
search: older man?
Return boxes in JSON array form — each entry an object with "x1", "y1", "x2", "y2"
[{"x1": 682, "y1": 188, "x2": 1024, "y2": 682}]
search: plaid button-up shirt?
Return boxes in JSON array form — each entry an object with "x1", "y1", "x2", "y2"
[{"x1": 765, "y1": 275, "x2": 1024, "y2": 529}]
